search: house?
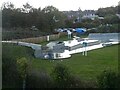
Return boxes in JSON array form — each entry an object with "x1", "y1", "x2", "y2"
[
  {"x1": 63, "y1": 11, "x2": 80, "y2": 19},
  {"x1": 82, "y1": 10, "x2": 97, "y2": 20},
  {"x1": 63, "y1": 10, "x2": 103, "y2": 22}
]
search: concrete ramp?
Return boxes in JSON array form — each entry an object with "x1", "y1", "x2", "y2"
[
  {"x1": 2, "y1": 41, "x2": 41, "y2": 50},
  {"x1": 18, "y1": 42, "x2": 41, "y2": 50},
  {"x1": 88, "y1": 33, "x2": 120, "y2": 42}
]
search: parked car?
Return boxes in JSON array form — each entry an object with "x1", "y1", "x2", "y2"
[
  {"x1": 55, "y1": 28, "x2": 64, "y2": 32},
  {"x1": 102, "y1": 42, "x2": 112, "y2": 47}
]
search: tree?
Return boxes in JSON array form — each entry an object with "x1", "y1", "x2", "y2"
[
  {"x1": 103, "y1": 15, "x2": 119, "y2": 24},
  {"x1": 42, "y1": 6, "x2": 59, "y2": 13},
  {"x1": 65, "y1": 19, "x2": 74, "y2": 28},
  {"x1": 96, "y1": 6, "x2": 117, "y2": 17},
  {"x1": 1, "y1": 2, "x2": 15, "y2": 10},
  {"x1": 16, "y1": 57, "x2": 29, "y2": 90},
  {"x1": 2, "y1": 2, "x2": 15, "y2": 28},
  {"x1": 42, "y1": 6, "x2": 66, "y2": 32},
  {"x1": 22, "y1": 3, "x2": 32, "y2": 13},
  {"x1": 2, "y1": 2, "x2": 66, "y2": 32}
]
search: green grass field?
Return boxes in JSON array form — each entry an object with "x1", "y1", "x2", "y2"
[{"x1": 2, "y1": 43, "x2": 119, "y2": 81}]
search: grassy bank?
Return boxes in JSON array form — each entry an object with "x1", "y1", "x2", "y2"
[{"x1": 2, "y1": 43, "x2": 119, "y2": 81}]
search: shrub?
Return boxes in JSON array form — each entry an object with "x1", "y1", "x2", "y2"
[
  {"x1": 2, "y1": 57, "x2": 23, "y2": 88},
  {"x1": 51, "y1": 64, "x2": 70, "y2": 88},
  {"x1": 51, "y1": 64, "x2": 85, "y2": 88},
  {"x1": 97, "y1": 69, "x2": 119, "y2": 89},
  {"x1": 26, "y1": 70, "x2": 53, "y2": 88}
]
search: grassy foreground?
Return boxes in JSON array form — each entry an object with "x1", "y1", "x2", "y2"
[{"x1": 2, "y1": 43, "x2": 119, "y2": 81}]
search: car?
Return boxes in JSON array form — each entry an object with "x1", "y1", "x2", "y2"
[
  {"x1": 102, "y1": 42, "x2": 112, "y2": 47},
  {"x1": 56, "y1": 28, "x2": 64, "y2": 32}
]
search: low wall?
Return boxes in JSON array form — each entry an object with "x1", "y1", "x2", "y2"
[{"x1": 15, "y1": 33, "x2": 60, "y2": 44}]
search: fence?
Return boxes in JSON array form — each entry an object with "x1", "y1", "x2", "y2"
[{"x1": 15, "y1": 33, "x2": 61, "y2": 44}]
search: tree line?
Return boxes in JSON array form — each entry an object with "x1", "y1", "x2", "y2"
[{"x1": 1, "y1": 2, "x2": 66, "y2": 33}]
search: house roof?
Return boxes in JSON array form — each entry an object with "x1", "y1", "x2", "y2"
[{"x1": 83, "y1": 10, "x2": 96, "y2": 15}]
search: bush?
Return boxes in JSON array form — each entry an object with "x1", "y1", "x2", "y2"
[
  {"x1": 51, "y1": 64, "x2": 70, "y2": 88},
  {"x1": 26, "y1": 70, "x2": 53, "y2": 88},
  {"x1": 51, "y1": 64, "x2": 85, "y2": 88},
  {"x1": 2, "y1": 57, "x2": 23, "y2": 88},
  {"x1": 97, "y1": 70, "x2": 119, "y2": 88}
]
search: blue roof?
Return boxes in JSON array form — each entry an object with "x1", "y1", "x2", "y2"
[{"x1": 75, "y1": 28, "x2": 86, "y2": 33}]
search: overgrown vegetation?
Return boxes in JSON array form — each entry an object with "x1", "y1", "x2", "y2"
[
  {"x1": 97, "y1": 69, "x2": 119, "y2": 88},
  {"x1": 26, "y1": 69, "x2": 53, "y2": 88},
  {"x1": 2, "y1": 57, "x2": 23, "y2": 88},
  {"x1": 2, "y1": 28, "x2": 48, "y2": 40}
]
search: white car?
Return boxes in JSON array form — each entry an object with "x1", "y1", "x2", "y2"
[{"x1": 102, "y1": 42, "x2": 112, "y2": 47}]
